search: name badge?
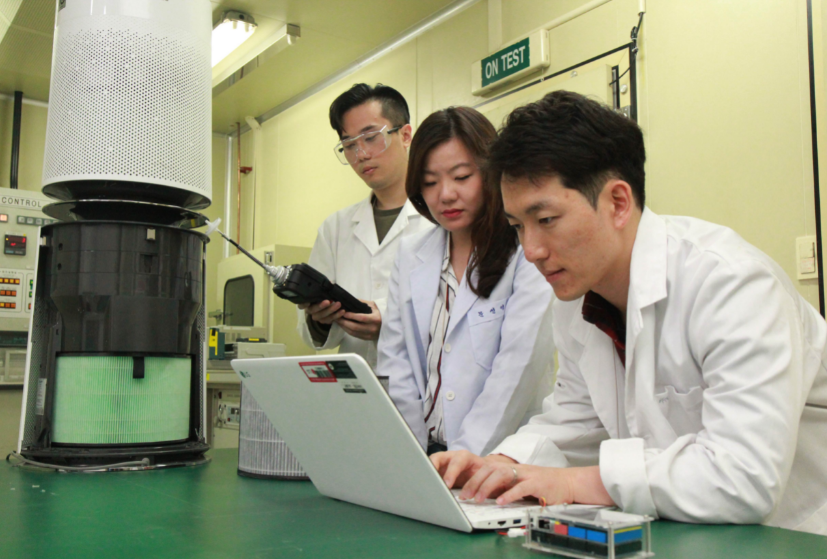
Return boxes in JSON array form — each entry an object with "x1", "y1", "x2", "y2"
[{"x1": 468, "y1": 298, "x2": 508, "y2": 325}]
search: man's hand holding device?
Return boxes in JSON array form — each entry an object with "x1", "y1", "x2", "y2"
[
  {"x1": 337, "y1": 301, "x2": 382, "y2": 341},
  {"x1": 298, "y1": 300, "x2": 346, "y2": 325}
]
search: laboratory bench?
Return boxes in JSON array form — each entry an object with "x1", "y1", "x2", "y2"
[{"x1": 1, "y1": 448, "x2": 825, "y2": 559}]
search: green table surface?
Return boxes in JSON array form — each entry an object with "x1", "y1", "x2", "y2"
[{"x1": 1, "y1": 449, "x2": 825, "y2": 559}]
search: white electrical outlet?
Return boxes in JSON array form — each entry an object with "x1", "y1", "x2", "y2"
[{"x1": 796, "y1": 236, "x2": 818, "y2": 280}]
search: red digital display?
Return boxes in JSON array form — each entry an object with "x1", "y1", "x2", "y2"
[{"x1": 4, "y1": 235, "x2": 26, "y2": 256}]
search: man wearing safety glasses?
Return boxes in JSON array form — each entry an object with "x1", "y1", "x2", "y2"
[{"x1": 297, "y1": 83, "x2": 434, "y2": 368}]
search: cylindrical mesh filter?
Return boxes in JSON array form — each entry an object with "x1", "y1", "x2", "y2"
[
  {"x1": 238, "y1": 382, "x2": 308, "y2": 480},
  {"x1": 42, "y1": 0, "x2": 212, "y2": 208},
  {"x1": 52, "y1": 355, "x2": 191, "y2": 445}
]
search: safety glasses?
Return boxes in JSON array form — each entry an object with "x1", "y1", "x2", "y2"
[{"x1": 333, "y1": 125, "x2": 402, "y2": 165}]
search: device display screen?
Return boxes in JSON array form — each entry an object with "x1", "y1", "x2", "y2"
[{"x1": 4, "y1": 234, "x2": 26, "y2": 256}]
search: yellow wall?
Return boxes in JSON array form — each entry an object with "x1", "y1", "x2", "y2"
[
  {"x1": 639, "y1": 0, "x2": 819, "y2": 308},
  {"x1": 222, "y1": 0, "x2": 821, "y2": 312}
]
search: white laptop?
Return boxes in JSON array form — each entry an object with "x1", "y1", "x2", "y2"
[{"x1": 232, "y1": 353, "x2": 540, "y2": 532}]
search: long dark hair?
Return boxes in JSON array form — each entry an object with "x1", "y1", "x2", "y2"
[{"x1": 406, "y1": 107, "x2": 518, "y2": 299}]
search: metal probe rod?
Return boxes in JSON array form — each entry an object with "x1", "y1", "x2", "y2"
[{"x1": 214, "y1": 228, "x2": 270, "y2": 273}]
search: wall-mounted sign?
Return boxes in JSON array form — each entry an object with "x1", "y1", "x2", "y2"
[{"x1": 472, "y1": 30, "x2": 550, "y2": 96}]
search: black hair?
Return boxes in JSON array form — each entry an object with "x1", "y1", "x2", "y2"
[
  {"x1": 407, "y1": 107, "x2": 517, "y2": 299},
  {"x1": 488, "y1": 90, "x2": 646, "y2": 208},
  {"x1": 329, "y1": 83, "x2": 410, "y2": 138}
]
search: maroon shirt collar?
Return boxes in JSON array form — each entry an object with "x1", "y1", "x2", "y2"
[{"x1": 581, "y1": 291, "x2": 626, "y2": 366}]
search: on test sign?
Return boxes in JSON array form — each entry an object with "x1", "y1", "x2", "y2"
[
  {"x1": 482, "y1": 38, "x2": 529, "y2": 87},
  {"x1": 472, "y1": 31, "x2": 550, "y2": 95}
]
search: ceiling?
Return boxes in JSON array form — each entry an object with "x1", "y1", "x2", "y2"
[
  {"x1": 0, "y1": 0, "x2": 55, "y2": 102},
  {"x1": 0, "y1": 0, "x2": 459, "y2": 132}
]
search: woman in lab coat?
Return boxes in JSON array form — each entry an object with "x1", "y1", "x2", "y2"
[{"x1": 373, "y1": 107, "x2": 555, "y2": 457}]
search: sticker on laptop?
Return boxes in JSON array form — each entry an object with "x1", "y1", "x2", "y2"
[
  {"x1": 299, "y1": 361, "x2": 337, "y2": 383},
  {"x1": 327, "y1": 360, "x2": 357, "y2": 379},
  {"x1": 342, "y1": 382, "x2": 366, "y2": 394}
]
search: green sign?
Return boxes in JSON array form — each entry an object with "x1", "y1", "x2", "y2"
[{"x1": 481, "y1": 38, "x2": 530, "y2": 88}]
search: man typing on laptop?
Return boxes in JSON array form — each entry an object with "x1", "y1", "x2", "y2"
[{"x1": 431, "y1": 91, "x2": 827, "y2": 534}]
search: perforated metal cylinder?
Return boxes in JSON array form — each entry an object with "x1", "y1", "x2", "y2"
[
  {"x1": 238, "y1": 382, "x2": 308, "y2": 480},
  {"x1": 42, "y1": 0, "x2": 212, "y2": 209}
]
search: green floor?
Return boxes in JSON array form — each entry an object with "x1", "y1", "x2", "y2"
[{"x1": 1, "y1": 449, "x2": 826, "y2": 559}]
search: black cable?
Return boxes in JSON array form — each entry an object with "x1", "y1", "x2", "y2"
[
  {"x1": 608, "y1": 13, "x2": 645, "y2": 90},
  {"x1": 806, "y1": 0, "x2": 825, "y2": 316},
  {"x1": 631, "y1": 11, "x2": 645, "y2": 56},
  {"x1": 609, "y1": 66, "x2": 631, "y2": 86}
]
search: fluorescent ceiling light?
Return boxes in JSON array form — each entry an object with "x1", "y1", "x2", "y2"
[
  {"x1": 212, "y1": 11, "x2": 257, "y2": 67},
  {"x1": 212, "y1": 23, "x2": 301, "y2": 92}
]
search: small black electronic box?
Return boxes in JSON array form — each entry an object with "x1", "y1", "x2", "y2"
[{"x1": 271, "y1": 263, "x2": 371, "y2": 314}]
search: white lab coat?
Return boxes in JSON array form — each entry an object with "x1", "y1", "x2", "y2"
[
  {"x1": 297, "y1": 196, "x2": 434, "y2": 368},
  {"x1": 493, "y1": 209, "x2": 827, "y2": 533},
  {"x1": 378, "y1": 227, "x2": 556, "y2": 456}
]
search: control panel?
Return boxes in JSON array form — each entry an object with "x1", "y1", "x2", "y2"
[
  {"x1": 0, "y1": 269, "x2": 31, "y2": 312},
  {"x1": 0, "y1": 186, "x2": 53, "y2": 384}
]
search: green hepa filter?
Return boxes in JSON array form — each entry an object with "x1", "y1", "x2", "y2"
[{"x1": 52, "y1": 356, "x2": 191, "y2": 445}]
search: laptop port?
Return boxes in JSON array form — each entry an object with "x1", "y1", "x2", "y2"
[{"x1": 498, "y1": 521, "x2": 507, "y2": 526}]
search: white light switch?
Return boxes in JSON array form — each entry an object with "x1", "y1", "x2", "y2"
[{"x1": 796, "y1": 236, "x2": 819, "y2": 280}]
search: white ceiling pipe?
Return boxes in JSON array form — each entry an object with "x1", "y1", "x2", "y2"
[
  {"x1": 246, "y1": 0, "x2": 482, "y2": 134},
  {"x1": 224, "y1": 135, "x2": 233, "y2": 259}
]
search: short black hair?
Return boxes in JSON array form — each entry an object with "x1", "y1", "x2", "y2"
[
  {"x1": 329, "y1": 83, "x2": 410, "y2": 138},
  {"x1": 489, "y1": 90, "x2": 646, "y2": 208}
]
